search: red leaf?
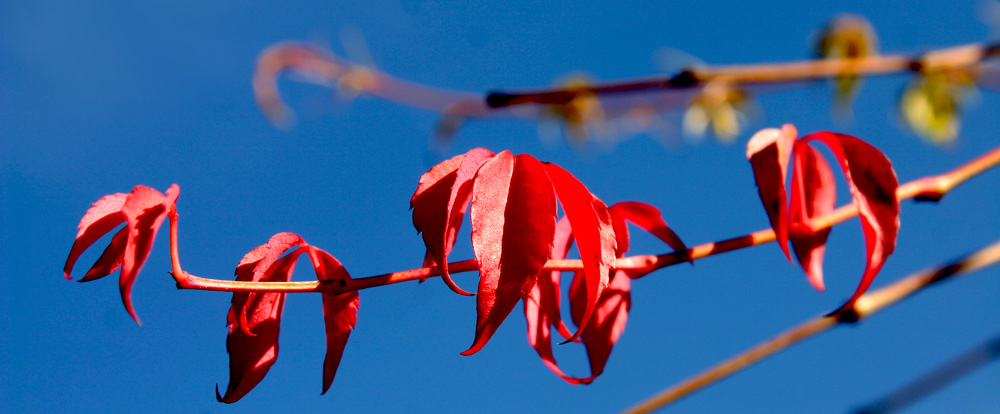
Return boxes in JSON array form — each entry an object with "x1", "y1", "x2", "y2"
[
  {"x1": 118, "y1": 185, "x2": 180, "y2": 325},
  {"x1": 523, "y1": 286, "x2": 586, "y2": 384},
  {"x1": 800, "y1": 132, "x2": 900, "y2": 306},
  {"x1": 79, "y1": 227, "x2": 128, "y2": 282},
  {"x1": 463, "y1": 152, "x2": 557, "y2": 355},
  {"x1": 569, "y1": 270, "x2": 631, "y2": 383},
  {"x1": 64, "y1": 192, "x2": 128, "y2": 280},
  {"x1": 747, "y1": 124, "x2": 797, "y2": 262},
  {"x1": 534, "y1": 216, "x2": 577, "y2": 342},
  {"x1": 411, "y1": 148, "x2": 495, "y2": 295},
  {"x1": 544, "y1": 163, "x2": 616, "y2": 344},
  {"x1": 232, "y1": 232, "x2": 307, "y2": 333},
  {"x1": 608, "y1": 202, "x2": 691, "y2": 277},
  {"x1": 789, "y1": 144, "x2": 836, "y2": 291},
  {"x1": 63, "y1": 185, "x2": 180, "y2": 325},
  {"x1": 218, "y1": 243, "x2": 304, "y2": 404},
  {"x1": 305, "y1": 246, "x2": 360, "y2": 395}
]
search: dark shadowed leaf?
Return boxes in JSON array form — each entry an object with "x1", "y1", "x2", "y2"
[
  {"x1": 747, "y1": 124, "x2": 797, "y2": 262},
  {"x1": 789, "y1": 144, "x2": 836, "y2": 291},
  {"x1": 305, "y1": 246, "x2": 360, "y2": 395},
  {"x1": 569, "y1": 269, "x2": 631, "y2": 383},
  {"x1": 218, "y1": 244, "x2": 304, "y2": 404}
]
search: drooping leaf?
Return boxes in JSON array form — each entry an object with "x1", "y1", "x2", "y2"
[
  {"x1": 801, "y1": 132, "x2": 900, "y2": 306},
  {"x1": 523, "y1": 286, "x2": 585, "y2": 384},
  {"x1": 63, "y1": 185, "x2": 179, "y2": 325},
  {"x1": 440, "y1": 148, "x2": 495, "y2": 294},
  {"x1": 64, "y1": 192, "x2": 128, "y2": 280},
  {"x1": 536, "y1": 216, "x2": 577, "y2": 341},
  {"x1": 569, "y1": 269, "x2": 631, "y2": 383},
  {"x1": 608, "y1": 201, "x2": 691, "y2": 277},
  {"x1": 218, "y1": 246, "x2": 304, "y2": 404},
  {"x1": 411, "y1": 148, "x2": 495, "y2": 295},
  {"x1": 233, "y1": 232, "x2": 307, "y2": 333},
  {"x1": 789, "y1": 144, "x2": 836, "y2": 291},
  {"x1": 305, "y1": 246, "x2": 360, "y2": 395},
  {"x1": 118, "y1": 185, "x2": 180, "y2": 325},
  {"x1": 463, "y1": 152, "x2": 557, "y2": 355},
  {"x1": 544, "y1": 163, "x2": 616, "y2": 343},
  {"x1": 411, "y1": 152, "x2": 468, "y2": 294},
  {"x1": 747, "y1": 124, "x2": 797, "y2": 262}
]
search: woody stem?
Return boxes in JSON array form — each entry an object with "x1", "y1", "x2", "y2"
[
  {"x1": 619, "y1": 238, "x2": 1000, "y2": 414},
  {"x1": 168, "y1": 144, "x2": 1000, "y2": 294}
]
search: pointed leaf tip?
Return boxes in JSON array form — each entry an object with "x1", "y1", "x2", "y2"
[
  {"x1": 221, "y1": 237, "x2": 305, "y2": 403},
  {"x1": 64, "y1": 185, "x2": 180, "y2": 325},
  {"x1": 608, "y1": 201, "x2": 691, "y2": 271},
  {"x1": 465, "y1": 152, "x2": 556, "y2": 355},
  {"x1": 801, "y1": 132, "x2": 899, "y2": 306},
  {"x1": 305, "y1": 246, "x2": 360, "y2": 395}
]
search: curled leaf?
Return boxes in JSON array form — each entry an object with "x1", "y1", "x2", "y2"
[
  {"x1": 747, "y1": 124, "x2": 797, "y2": 262},
  {"x1": 569, "y1": 269, "x2": 631, "y2": 383},
  {"x1": 220, "y1": 235, "x2": 360, "y2": 402},
  {"x1": 801, "y1": 132, "x2": 900, "y2": 306},
  {"x1": 219, "y1": 243, "x2": 304, "y2": 404},
  {"x1": 64, "y1": 185, "x2": 180, "y2": 325},
  {"x1": 789, "y1": 144, "x2": 836, "y2": 291},
  {"x1": 524, "y1": 286, "x2": 584, "y2": 384},
  {"x1": 608, "y1": 201, "x2": 691, "y2": 276},
  {"x1": 411, "y1": 148, "x2": 495, "y2": 295}
]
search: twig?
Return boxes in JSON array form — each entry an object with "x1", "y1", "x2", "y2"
[
  {"x1": 618, "y1": 239, "x2": 1000, "y2": 414},
  {"x1": 254, "y1": 40, "x2": 1000, "y2": 124},
  {"x1": 168, "y1": 144, "x2": 1000, "y2": 294},
  {"x1": 850, "y1": 333, "x2": 1000, "y2": 414}
]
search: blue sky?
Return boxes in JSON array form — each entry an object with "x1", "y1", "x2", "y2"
[{"x1": 2, "y1": 1, "x2": 998, "y2": 413}]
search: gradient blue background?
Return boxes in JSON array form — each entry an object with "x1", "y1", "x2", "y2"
[{"x1": 2, "y1": 1, "x2": 998, "y2": 412}]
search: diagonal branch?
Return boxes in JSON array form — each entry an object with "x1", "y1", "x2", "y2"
[
  {"x1": 618, "y1": 238, "x2": 1000, "y2": 414},
  {"x1": 168, "y1": 144, "x2": 1000, "y2": 294},
  {"x1": 255, "y1": 40, "x2": 1000, "y2": 124},
  {"x1": 850, "y1": 332, "x2": 1000, "y2": 414}
]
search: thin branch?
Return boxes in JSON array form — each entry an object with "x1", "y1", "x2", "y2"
[
  {"x1": 168, "y1": 144, "x2": 1000, "y2": 294},
  {"x1": 850, "y1": 333, "x2": 1000, "y2": 414},
  {"x1": 254, "y1": 40, "x2": 1000, "y2": 125},
  {"x1": 487, "y1": 43, "x2": 1000, "y2": 108},
  {"x1": 619, "y1": 238, "x2": 1000, "y2": 414}
]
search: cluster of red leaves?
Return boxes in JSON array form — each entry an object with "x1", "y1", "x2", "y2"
[
  {"x1": 527, "y1": 202, "x2": 691, "y2": 383},
  {"x1": 62, "y1": 129, "x2": 899, "y2": 399},
  {"x1": 63, "y1": 185, "x2": 180, "y2": 325},
  {"x1": 63, "y1": 185, "x2": 359, "y2": 403},
  {"x1": 746, "y1": 125, "x2": 900, "y2": 307},
  {"x1": 411, "y1": 148, "x2": 690, "y2": 382},
  {"x1": 217, "y1": 232, "x2": 359, "y2": 403}
]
